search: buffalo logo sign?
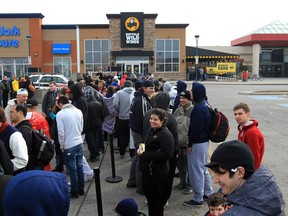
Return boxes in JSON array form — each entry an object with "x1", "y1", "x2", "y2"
[{"x1": 125, "y1": 17, "x2": 140, "y2": 32}]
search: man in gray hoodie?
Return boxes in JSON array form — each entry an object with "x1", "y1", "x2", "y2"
[{"x1": 113, "y1": 80, "x2": 135, "y2": 159}]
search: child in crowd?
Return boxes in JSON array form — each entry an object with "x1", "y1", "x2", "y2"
[{"x1": 204, "y1": 192, "x2": 230, "y2": 216}]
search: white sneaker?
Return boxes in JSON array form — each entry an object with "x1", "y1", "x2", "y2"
[{"x1": 84, "y1": 174, "x2": 94, "y2": 182}]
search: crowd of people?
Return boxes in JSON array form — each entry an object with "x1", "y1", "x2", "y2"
[{"x1": 0, "y1": 72, "x2": 286, "y2": 215}]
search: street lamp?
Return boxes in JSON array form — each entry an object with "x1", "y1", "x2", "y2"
[
  {"x1": 26, "y1": 34, "x2": 32, "y2": 68},
  {"x1": 195, "y1": 35, "x2": 200, "y2": 81}
]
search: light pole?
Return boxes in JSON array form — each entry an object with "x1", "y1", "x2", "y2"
[
  {"x1": 26, "y1": 35, "x2": 32, "y2": 71},
  {"x1": 195, "y1": 35, "x2": 200, "y2": 81}
]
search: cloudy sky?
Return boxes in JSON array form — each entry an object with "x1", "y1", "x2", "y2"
[{"x1": 5, "y1": 0, "x2": 288, "y2": 46}]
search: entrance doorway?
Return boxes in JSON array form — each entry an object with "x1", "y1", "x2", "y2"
[{"x1": 116, "y1": 57, "x2": 149, "y2": 78}]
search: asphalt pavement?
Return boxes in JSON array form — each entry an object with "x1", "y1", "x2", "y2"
[{"x1": 46, "y1": 77, "x2": 288, "y2": 216}]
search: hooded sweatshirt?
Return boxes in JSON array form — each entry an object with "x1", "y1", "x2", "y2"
[
  {"x1": 163, "y1": 82, "x2": 177, "y2": 106},
  {"x1": 188, "y1": 82, "x2": 211, "y2": 145},
  {"x1": 173, "y1": 80, "x2": 187, "y2": 111},
  {"x1": 225, "y1": 166, "x2": 285, "y2": 216},
  {"x1": 113, "y1": 87, "x2": 135, "y2": 120},
  {"x1": 4, "y1": 170, "x2": 70, "y2": 216},
  {"x1": 238, "y1": 119, "x2": 265, "y2": 170}
]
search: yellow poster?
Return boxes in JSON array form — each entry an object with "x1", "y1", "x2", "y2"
[{"x1": 206, "y1": 63, "x2": 236, "y2": 75}]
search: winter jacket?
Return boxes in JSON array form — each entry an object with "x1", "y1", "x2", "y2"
[
  {"x1": 0, "y1": 122, "x2": 28, "y2": 171},
  {"x1": 129, "y1": 89, "x2": 152, "y2": 133},
  {"x1": 188, "y1": 82, "x2": 211, "y2": 146},
  {"x1": 225, "y1": 166, "x2": 285, "y2": 216},
  {"x1": 238, "y1": 119, "x2": 265, "y2": 170},
  {"x1": 174, "y1": 102, "x2": 193, "y2": 148},
  {"x1": 139, "y1": 127, "x2": 174, "y2": 175},
  {"x1": 87, "y1": 98, "x2": 104, "y2": 130},
  {"x1": 113, "y1": 87, "x2": 135, "y2": 120},
  {"x1": 70, "y1": 83, "x2": 88, "y2": 134},
  {"x1": 102, "y1": 94, "x2": 117, "y2": 133},
  {"x1": 143, "y1": 92, "x2": 179, "y2": 157},
  {"x1": 42, "y1": 89, "x2": 59, "y2": 115}
]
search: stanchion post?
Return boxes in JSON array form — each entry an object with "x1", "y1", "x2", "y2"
[
  {"x1": 106, "y1": 133, "x2": 123, "y2": 183},
  {"x1": 94, "y1": 167, "x2": 103, "y2": 216}
]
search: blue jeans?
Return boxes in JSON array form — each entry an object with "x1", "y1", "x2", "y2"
[{"x1": 63, "y1": 144, "x2": 84, "y2": 193}]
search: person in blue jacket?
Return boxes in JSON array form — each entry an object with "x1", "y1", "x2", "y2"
[
  {"x1": 3, "y1": 170, "x2": 70, "y2": 216},
  {"x1": 184, "y1": 82, "x2": 213, "y2": 207}
]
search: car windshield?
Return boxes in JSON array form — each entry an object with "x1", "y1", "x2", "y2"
[{"x1": 30, "y1": 76, "x2": 40, "y2": 82}]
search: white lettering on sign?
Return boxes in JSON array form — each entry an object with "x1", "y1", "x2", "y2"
[{"x1": 126, "y1": 33, "x2": 139, "y2": 44}]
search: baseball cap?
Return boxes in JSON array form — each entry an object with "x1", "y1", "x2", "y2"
[
  {"x1": 143, "y1": 80, "x2": 154, "y2": 88},
  {"x1": 26, "y1": 98, "x2": 38, "y2": 107},
  {"x1": 17, "y1": 88, "x2": 28, "y2": 95},
  {"x1": 205, "y1": 140, "x2": 255, "y2": 172}
]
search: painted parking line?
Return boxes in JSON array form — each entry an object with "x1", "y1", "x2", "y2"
[
  {"x1": 249, "y1": 96, "x2": 288, "y2": 100},
  {"x1": 278, "y1": 104, "x2": 288, "y2": 108}
]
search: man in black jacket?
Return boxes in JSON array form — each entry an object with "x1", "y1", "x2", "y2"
[
  {"x1": 10, "y1": 104, "x2": 35, "y2": 170},
  {"x1": 127, "y1": 80, "x2": 154, "y2": 193},
  {"x1": 42, "y1": 81, "x2": 59, "y2": 128}
]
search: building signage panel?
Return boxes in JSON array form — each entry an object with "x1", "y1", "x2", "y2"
[
  {"x1": 0, "y1": 25, "x2": 20, "y2": 48},
  {"x1": 121, "y1": 12, "x2": 144, "y2": 48},
  {"x1": 52, "y1": 44, "x2": 71, "y2": 54}
]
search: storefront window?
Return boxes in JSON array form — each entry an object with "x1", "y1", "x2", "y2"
[
  {"x1": 53, "y1": 57, "x2": 71, "y2": 78},
  {"x1": 156, "y1": 39, "x2": 180, "y2": 72},
  {"x1": 84, "y1": 39, "x2": 110, "y2": 72},
  {"x1": 0, "y1": 58, "x2": 28, "y2": 79}
]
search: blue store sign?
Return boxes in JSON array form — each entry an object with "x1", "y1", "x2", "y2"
[{"x1": 52, "y1": 44, "x2": 71, "y2": 54}]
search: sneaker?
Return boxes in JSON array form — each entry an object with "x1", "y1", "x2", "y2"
[
  {"x1": 79, "y1": 189, "x2": 85, "y2": 196},
  {"x1": 70, "y1": 191, "x2": 79, "y2": 199},
  {"x1": 183, "y1": 200, "x2": 203, "y2": 207},
  {"x1": 84, "y1": 174, "x2": 94, "y2": 182},
  {"x1": 172, "y1": 183, "x2": 186, "y2": 190},
  {"x1": 164, "y1": 201, "x2": 169, "y2": 208},
  {"x1": 203, "y1": 195, "x2": 209, "y2": 201},
  {"x1": 126, "y1": 182, "x2": 136, "y2": 188},
  {"x1": 183, "y1": 189, "x2": 193, "y2": 195}
]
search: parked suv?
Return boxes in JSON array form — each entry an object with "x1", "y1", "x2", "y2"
[{"x1": 30, "y1": 74, "x2": 69, "y2": 89}]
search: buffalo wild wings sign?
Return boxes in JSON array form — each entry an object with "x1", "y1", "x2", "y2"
[{"x1": 121, "y1": 12, "x2": 144, "y2": 48}]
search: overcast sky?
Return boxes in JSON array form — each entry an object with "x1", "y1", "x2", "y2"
[{"x1": 5, "y1": 0, "x2": 288, "y2": 46}]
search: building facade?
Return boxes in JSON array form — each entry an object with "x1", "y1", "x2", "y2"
[{"x1": 0, "y1": 13, "x2": 188, "y2": 80}]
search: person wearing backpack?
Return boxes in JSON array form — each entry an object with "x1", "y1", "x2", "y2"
[
  {"x1": 0, "y1": 107, "x2": 28, "y2": 175},
  {"x1": 9, "y1": 104, "x2": 36, "y2": 170},
  {"x1": 183, "y1": 82, "x2": 213, "y2": 207}
]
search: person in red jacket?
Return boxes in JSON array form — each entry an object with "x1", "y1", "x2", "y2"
[{"x1": 233, "y1": 102, "x2": 265, "y2": 170}]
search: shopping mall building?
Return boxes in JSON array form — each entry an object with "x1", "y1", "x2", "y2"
[{"x1": 1, "y1": 13, "x2": 288, "y2": 80}]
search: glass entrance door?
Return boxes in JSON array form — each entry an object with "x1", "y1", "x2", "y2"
[{"x1": 117, "y1": 60, "x2": 149, "y2": 76}]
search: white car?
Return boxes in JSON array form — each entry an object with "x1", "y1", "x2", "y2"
[{"x1": 30, "y1": 74, "x2": 69, "y2": 89}]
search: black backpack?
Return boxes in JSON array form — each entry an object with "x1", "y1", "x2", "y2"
[
  {"x1": 29, "y1": 129, "x2": 55, "y2": 167},
  {"x1": 206, "y1": 104, "x2": 230, "y2": 143}
]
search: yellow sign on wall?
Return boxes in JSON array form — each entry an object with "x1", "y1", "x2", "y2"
[{"x1": 207, "y1": 63, "x2": 236, "y2": 75}]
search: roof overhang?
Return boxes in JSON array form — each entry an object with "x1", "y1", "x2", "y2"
[
  {"x1": 111, "y1": 50, "x2": 154, "y2": 57},
  {"x1": 231, "y1": 34, "x2": 288, "y2": 46}
]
